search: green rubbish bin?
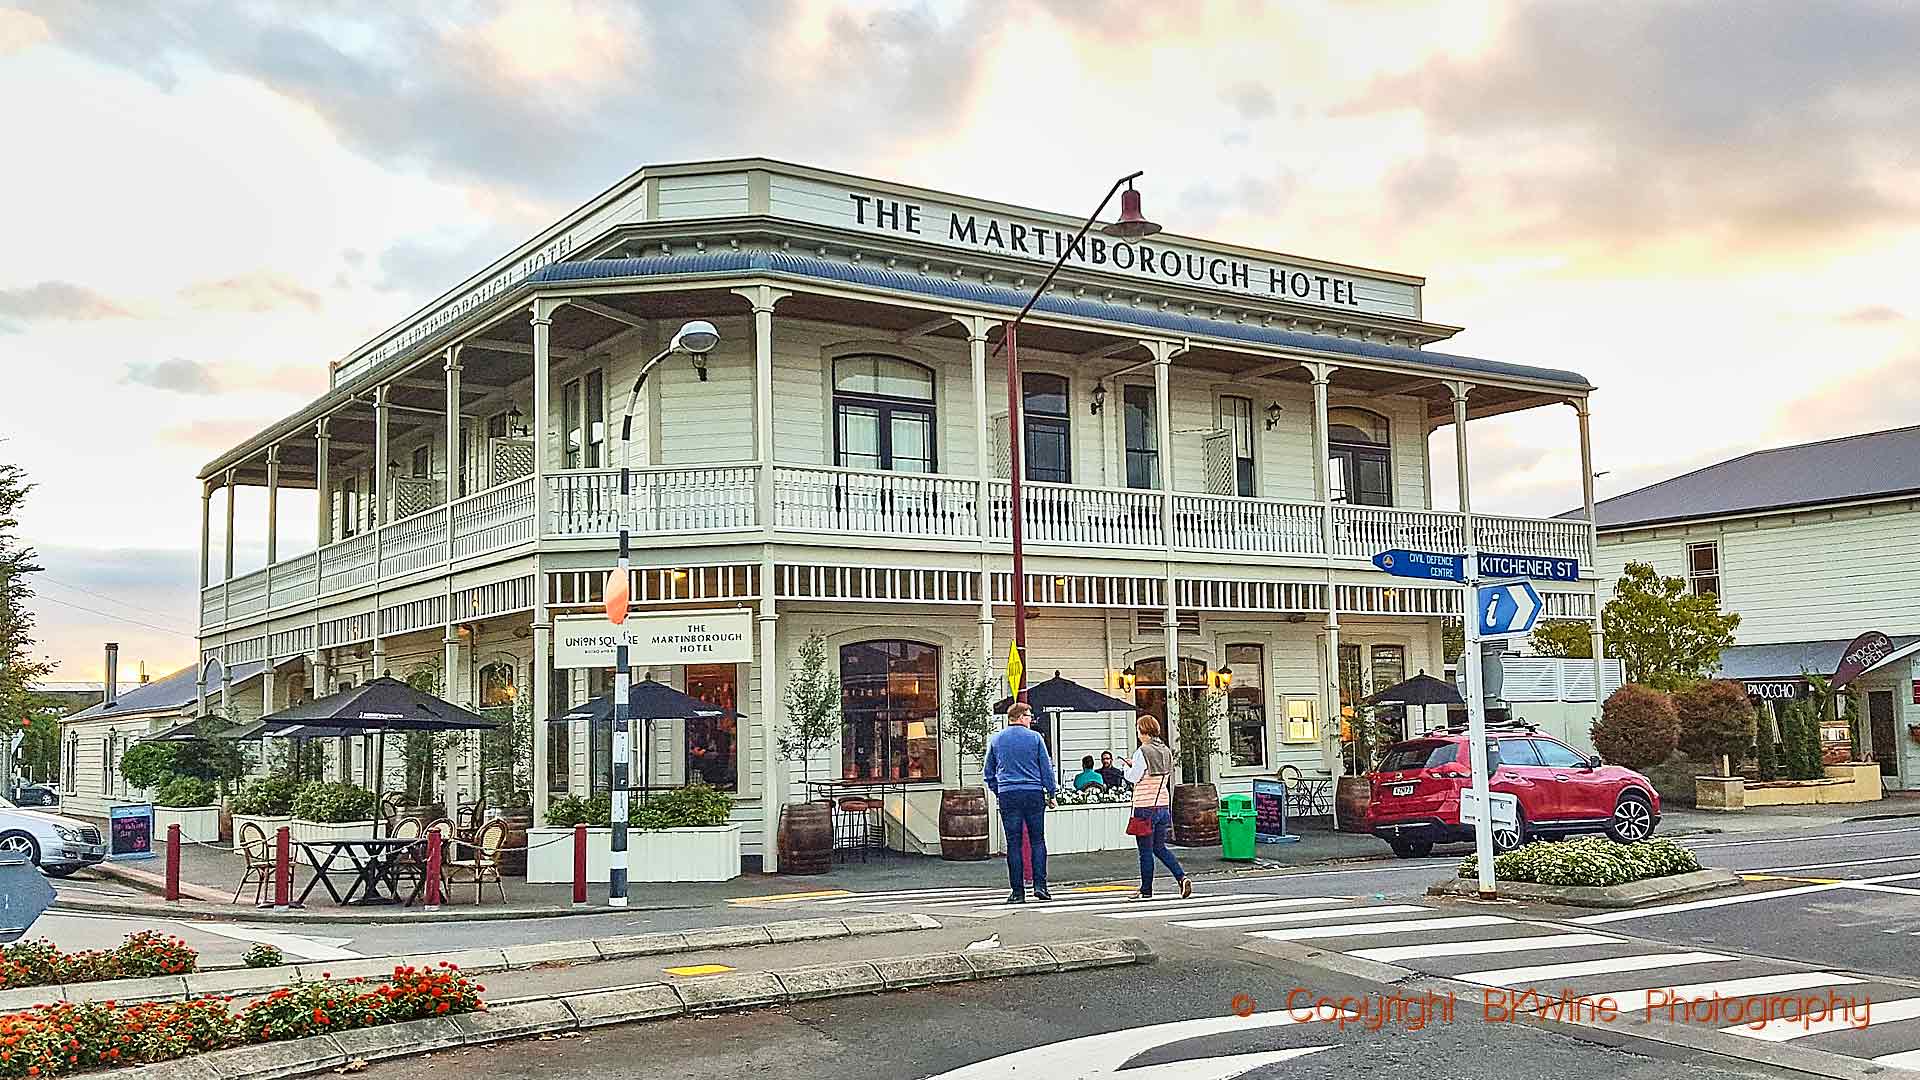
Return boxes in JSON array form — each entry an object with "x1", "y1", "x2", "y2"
[{"x1": 1219, "y1": 793, "x2": 1256, "y2": 862}]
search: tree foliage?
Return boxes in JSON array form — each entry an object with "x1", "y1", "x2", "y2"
[
  {"x1": 1175, "y1": 686, "x2": 1224, "y2": 784},
  {"x1": 779, "y1": 633, "x2": 840, "y2": 787},
  {"x1": 0, "y1": 463, "x2": 52, "y2": 759},
  {"x1": 1592, "y1": 683, "x2": 1679, "y2": 769},
  {"x1": 401, "y1": 665, "x2": 449, "y2": 805},
  {"x1": 1529, "y1": 620, "x2": 1594, "y2": 659},
  {"x1": 119, "y1": 742, "x2": 178, "y2": 791},
  {"x1": 1778, "y1": 698, "x2": 1825, "y2": 780},
  {"x1": 942, "y1": 645, "x2": 997, "y2": 791},
  {"x1": 1600, "y1": 562, "x2": 1741, "y2": 690},
  {"x1": 1753, "y1": 702, "x2": 1778, "y2": 781},
  {"x1": 1674, "y1": 680, "x2": 1754, "y2": 774}
]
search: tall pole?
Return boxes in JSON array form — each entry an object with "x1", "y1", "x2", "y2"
[
  {"x1": 1453, "y1": 383, "x2": 1495, "y2": 898},
  {"x1": 1005, "y1": 324, "x2": 1026, "y2": 699}
]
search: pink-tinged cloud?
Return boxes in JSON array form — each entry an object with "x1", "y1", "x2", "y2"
[
  {"x1": 159, "y1": 418, "x2": 269, "y2": 450},
  {"x1": 0, "y1": 280, "x2": 134, "y2": 330},
  {"x1": 178, "y1": 270, "x2": 324, "y2": 314},
  {"x1": 1836, "y1": 305, "x2": 1905, "y2": 324},
  {"x1": 124, "y1": 357, "x2": 325, "y2": 397}
]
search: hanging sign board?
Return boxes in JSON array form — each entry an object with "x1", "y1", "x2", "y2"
[
  {"x1": 1831, "y1": 631, "x2": 1894, "y2": 691},
  {"x1": 108, "y1": 803, "x2": 154, "y2": 860},
  {"x1": 1744, "y1": 678, "x2": 1810, "y2": 701},
  {"x1": 554, "y1": 610, "x2": 752, "y2": 669}
]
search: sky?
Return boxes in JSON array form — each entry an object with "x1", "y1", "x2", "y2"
[{"x1": 4, "y1": 0, "x2": 1917, "y2": 683}]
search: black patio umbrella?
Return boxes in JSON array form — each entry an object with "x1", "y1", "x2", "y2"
[
  {"x1": 545, "y1": 679, "x2": 734, "y2": 791},
  {"x1": 257, "y1": 676, "x2": 496, "y2": 823},
  {"x1": 993, "y1": 672, "x2": 1136, "y2": 715},
  {"x1": 1364, "y1": 671, "x2": 1463, "y2": 738}
]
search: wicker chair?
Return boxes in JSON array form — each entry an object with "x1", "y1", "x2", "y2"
[
  {"x1": 441, "y1": 819, "x2": 509, "y2": 904},
  {"x1": 233, "y1": 822, "x2": 273, "y2": 906}
]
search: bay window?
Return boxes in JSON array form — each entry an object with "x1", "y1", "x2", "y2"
[{"x1": 840, "y1": 640, "x2": 941, "y2": 781}]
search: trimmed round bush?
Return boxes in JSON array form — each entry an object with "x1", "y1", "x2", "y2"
[
  {"x1": 1675, "y1": 679, "x2": 1757, "y2": 772},
  {"x1": 230, "y1": 775, "x2": 300, "y2": 816},
  {"x1": 154, "y1": 777, "x2": 216, "y2": 808},
  {"x1": 290, "y1": 782, "x2": 377, "y2": 823},
  {"x1": 1592, "y1": 683, "x2": 1680, "y2": 769}
]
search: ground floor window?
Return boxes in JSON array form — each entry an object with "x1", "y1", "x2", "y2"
[
  {"x1": 685, "y1": 664, "x2": 739, "y2": 790},
  {"x1": 1224, "y1": 644, "x2": 1267, "y2": 768},
  {"x1": 588, "y1": 668, "x2": 613, "y2": 796},
  {"x1": 840, "y1": 640, "x2": 941, "y2": 781},
  {"x1": 1133, "y1": 655, "x2": 1209, "y2": 731}
]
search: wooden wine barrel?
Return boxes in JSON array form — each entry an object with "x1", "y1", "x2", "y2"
[
  {"x1": 1171, "y1": 782, "x2": 1219, "y2": 846},
  {"x1": 777, "y1": 801, "x2": 833, "y2": 875},
  {"x1": 938, "y1": 788, "x2": 990, "y2": 861},
  {"x1": 492, "y1": 806, "x2": 533, "y2": 877},
  {"x1": 1333, "y1": 775, "x2": 1373, "y2": 833}
]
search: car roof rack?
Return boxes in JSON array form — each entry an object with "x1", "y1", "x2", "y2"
[{"x1": 1441, "y1": 720, "x2": 1539, "y2": 735}]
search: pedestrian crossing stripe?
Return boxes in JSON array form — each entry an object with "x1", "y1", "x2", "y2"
[
  {"x1": 1348, "y1": 932, "x2": 1622, "y2": 964},
  {"x1": 1604, "y1": 972, "x2": 1863, "y2": 1016},
  {"x1": 1176, "y1": 904, "x2": 1428, "y2": 930},
  {"x1": 1098, "y1": 897, "x2": 1349, "y2": 920},
  {"x1": 1461, "y1": 951, "x2": 1734, "y2": 988},
  {"x1": 1730, "y1": 996, "x2": 1920, "y2": 1042},
  {"x1": 1249, "y1": 915, "x2": 1511, "y2": 942}
]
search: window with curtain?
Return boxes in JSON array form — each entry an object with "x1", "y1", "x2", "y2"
[
  {"x1": 410, "y1": 444, "x2": 431, "y2": 478},
  {"x1": 684, "y1": 664, "x2": 739, "y2": 790},
  {"x1": 585, "y1": 370, "x2": 606, "y2": 468},
  {"x1": 1023, "y1": 372, "x2": 1071, "y2": 484},
  {"x1": 840, "y1": 640, "x2": 941, "y2": 781},
  {"x1": 1222, "y1": 396, "x2": 1255, "y2": 496},
  {"x1": 1687, "y1": 541, "x2": 1720, "y2": 598},
  {"x1": 1327, "y1": 407, "x2": 1392, "y2": 506},
  {"x1": 1225, "y1": 643, "x2": 1266, "y2": 768},
  {"x1": 563, "y1": 376, "x2": 584, "y2": 469},
  {"x1": 1132, "y1": 655, "x2": 1209, "y2": 731},
  {"x1": 833, "y1": 355, "x2": 936, "y2": 473},
  {"x1": 1123, "y1": 384, "x2": 1158, "y2": 489},
  {"x1": 588, "y1": 668, "x2": 613, "y2": 796},
  {"x1": 339, "y1": 476, "x2": 358, "y2": 537}
]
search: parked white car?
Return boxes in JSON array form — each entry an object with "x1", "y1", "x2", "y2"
[{"x1": 0, "y1": 798, "x2": 106, "y2": 876}]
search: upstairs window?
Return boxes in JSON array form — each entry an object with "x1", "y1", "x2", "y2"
[
  {"x1": 1023, "y1": 372, "x2": 1071, "y2": 484},
  {"x1": 1123, "y1": 385, "x2": 1158, "y2": 489},
  {"x1": 1687, "y1": 541, "x2": 1721, "y2": 598},
  {"x1": 833, "y1": 355, "x2": 936, "y2": 473},
  {"x1": 1328, "y1": 407, "x2": 1392, "y2": 506},
  {"x1": 1222, "y1": 395, "x2": 1256, "y2": 496}
]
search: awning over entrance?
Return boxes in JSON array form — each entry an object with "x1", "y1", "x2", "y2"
[{"x1": 1716, "y1": 635, "x2": 1920, "y2": 699}]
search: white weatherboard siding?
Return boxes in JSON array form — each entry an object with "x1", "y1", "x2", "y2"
[{"x1": 1598, "y1": 500, "x2": 1920, "y2": 643}]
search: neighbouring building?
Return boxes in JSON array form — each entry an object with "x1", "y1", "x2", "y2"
[
  {"x1": 1587, "y1": 425, "x2": 1920, "y2": 791},
  {"x1": 192, "y1": 158, "x2": 1602, "y2": 865}
]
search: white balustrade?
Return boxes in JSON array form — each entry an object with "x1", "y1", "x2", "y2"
[
  {"x1": 1172, "y1": 493, "x2": 1324, "y2": 555},
  {"x1": 550, "y1": 467, "x2": 758, "y2": 536},
  {"x1": 991, "y1": 480, "x2": 1165, "y2": 548},
  {"x1": 316, "y1": 532, "x2": 378, "y2": 594},
  {"x1": 776, "y1": 466, "x2": 979, "y2": 539},
  {"x1": 378, "y1": 505, "x2": 449, "y2": 578},
  {"x1": 268, "y1": 551, "x2": 317, "y2": 608},
  {"x1": 1472, "y1": 513, "x2": 1592, "y2": 563},
  {"x1": 199, "y1": 584, "x2": 225, "y2": 628},
  {"x1": 225, "y1": 568, "x2": 270, "y2": 619},
  {"x1": 1331, "y1": 505, "x2": 1467, "y2": 561},
  {"x1": 452, "y1": 476, "x2": 536, "y2": 559}
]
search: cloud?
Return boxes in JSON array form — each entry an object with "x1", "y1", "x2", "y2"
[
  {"x1": 34, "y1": 1, "x2": 1006, "y2": 207},
  {"x1": 1769, "y1": 352, "x2": 1920, "y2": 441},
  {"x1": 1837, "y1": 305, "x2": 1905, "y2": 324},
  {"x1": 0, "y1": 280, "x2": 134, "y2": 331},
  {"x1": 158, "y1": 418, "x2": 266, "y2": 450},
  {"x1": 0, "y1": 8, "x2": 49, "y2": 56},
  {"x1": 123, "y1": 357, "x2": 219, "y2": 394},
  {"x1": 1221, "y1": 81, "x2": 1277, "y2": 121},
  {"x1": 179, "y1": 270, "x2": 323, "y2": 314},
  {"x1": 28, "y1": 546, "x2": 203, "y2": 679},
  {"x1": 1346, "y1": 2, "x2": 1920, "y2": 254}
]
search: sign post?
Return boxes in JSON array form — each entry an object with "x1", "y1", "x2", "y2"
[{"x1": 1460, "y1": 556, "x2": 1496, "y2": 897}]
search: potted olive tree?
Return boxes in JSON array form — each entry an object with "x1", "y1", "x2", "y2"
[
  {"x1": 776, "y1": 633, "x2": 839, "y2": 875},
  {"x1": 1171, "y1": 686, "x2": 1223, "y2": 845},
  {"x1": 939, "y1": 646, "x2": 997, "y2": 861}
]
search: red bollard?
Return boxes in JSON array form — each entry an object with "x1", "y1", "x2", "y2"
[
  {"x1": 164, "y1": 824, "x2": 181, "y2": 902},
  {"x1": 424, "y1": 833, "x2": 444, "y2": 909},
  {"x1": 273, "y1": 826, "x2": 291, "y2": 910},
  {"x1": 572, "y1": 824, "x2": 588, "y2": 906}
]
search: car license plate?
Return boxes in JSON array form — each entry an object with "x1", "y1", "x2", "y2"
[{"x1": 1390, "y1": 783, "x2": 1415, "y2": 796}]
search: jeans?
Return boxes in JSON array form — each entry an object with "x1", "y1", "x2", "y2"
[
  {"x1": 997, "y1": 788, "x2": 1048, "y2": 896},
  {"x1": 1135, "y1": 807, "x2": 1184, "y2": 894}
]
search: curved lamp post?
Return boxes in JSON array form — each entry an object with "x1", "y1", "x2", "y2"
[
  {"x1": 996, "y1": 175, "x2": 1159, "y2": 701},
  {"x1": 602, "y1": 319, "x2": 720, "y2": 906}
]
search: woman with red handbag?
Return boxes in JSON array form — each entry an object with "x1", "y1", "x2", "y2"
[{"x1": 1124, "y1": 715, "x2": 1191, "y2": 900}]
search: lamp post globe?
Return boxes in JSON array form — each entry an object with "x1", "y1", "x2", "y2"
[{"x1": 671, "y1": 320, "x2": 721, "y2": 354}]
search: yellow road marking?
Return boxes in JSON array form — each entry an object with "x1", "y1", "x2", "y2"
[
  {"x1": 1070, "y1": 884, "x2": 1137, "y2": 894},
  {"x1": 664, "y1": 964, "x2": 734, "y2": 977},
  {"x1": 1741, "y1": 874, "x2": 1841, "y2": 884},
  {"x1": 728, "y1": 889, "x2": 851, "y2": 905}
]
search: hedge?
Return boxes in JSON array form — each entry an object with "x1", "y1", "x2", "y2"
[
  {"x1": 289, "y1": 783, "x2": 376, "y2": 823},
  {"x1": 0, "y1": 933, "x2": 196, "y2": 991},
  {"x1": 1459, "y1": 836, "x2": 1700, "y2": 887},
  {"x1": 1592, "y1": 684, "x2": 1679, "y2": 769}
]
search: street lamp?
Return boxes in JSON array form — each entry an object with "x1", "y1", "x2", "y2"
[
  {"x1": 602, "y1": 318, "x2": 720, "y2": 907},
  {"x1": 996, "y1": 173, "x2": 1159, "y2": 701}
]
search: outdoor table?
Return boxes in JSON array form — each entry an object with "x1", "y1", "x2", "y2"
[
  {"x1": 805, "y1": 778, "x2": 909, "y2": 859},
  {"x1": 293, "y1": 837, "x2": 428, "y2": 907}
]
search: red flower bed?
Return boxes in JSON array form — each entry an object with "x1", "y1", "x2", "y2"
[
  {"x1": 0, "y1": 966, "x2": 483, "y2": 1078},
  {"x1": 0, "y1": 934, "x2": 197, "y2": 991}
]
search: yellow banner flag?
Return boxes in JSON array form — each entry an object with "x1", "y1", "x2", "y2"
[{"x1": 1005, "y1": 641, "x2": 1024, "y2": 698}]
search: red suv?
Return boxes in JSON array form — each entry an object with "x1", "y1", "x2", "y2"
[{"x1": 1364, "y1": 728, "x2": 1660, "y2": 858}]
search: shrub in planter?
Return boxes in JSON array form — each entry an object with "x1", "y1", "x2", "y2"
[
  {"x1": 0, "y1": 932, "x2": 198, "y2": 990},
  {"x1": 1460, "y1": 835, "x2": 1699, "y2": 887},
  {"x1": 544, "y1": 793, "x2": 611, "y2": 828},
  {"x1": 1592, "y1": 684, "x2": 1679, "y2": 769},
  {"x1": 634, "y1": 783, "x2": 733, "y2": 831},
  {"x1": 117, "y1": 743, "x2": 177, "y2": 793},
  {"x1": 290, "y1": 782, "x2": 376, "y2": 823},
  {"x1": 229, "y1": 775, "x2": 300, "y2": 817},
  {"x1": 154, "y1": 777, "x2": 216, "y2": 809},
  {"x1": 1675, "y1": 680, "x2": 1755, "y2": 774},
  {"x1": 240, "y1": 964, "x2": 484, "y2": 1043},
  {"x1": 110, "y1": 931, "x2": 197, "y2": 978},
  {"x1": 241, "y1": 943, "x2": 283, "y2": 969}
]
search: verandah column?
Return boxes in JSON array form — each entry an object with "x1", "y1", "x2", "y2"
[
  {"x1": 1308, "y1": 363, "x2": 1341, "y2": 774},
  {"x1": 530, "y1": 298, "x2": 561, "y2": 823},
  {"x1": 315, "y1": 418, "x2": 332, "y2": 548},
  {"x1": 199, "y1": 480, "x2": 213, "y2": 591},
  {"x1": 445, "y1": 345, "x2": 462, "y2": 561},
  {"x1": 734, "y1": 284, "x2": 790, "y2": 870},
  {"x1": 265, "y1": 445, "x2": 280, "y2": 566},
  {"x1": 1574, "y1": 397, "x2": 1606, "y2": 717},
  {"x1": 1147, "y1": 340, "x2": 1182, "y2": 758},
  {"x1": 957, "y1": 315, "x2": 995, "y2": 663}
]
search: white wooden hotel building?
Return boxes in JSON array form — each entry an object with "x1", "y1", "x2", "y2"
[{"x1": 192, "y1": 159, "x2": 1602, "y2": 865}]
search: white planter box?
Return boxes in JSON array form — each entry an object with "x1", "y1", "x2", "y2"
[
  {"x1": 230, "y1": 814, "x2": 292, "y2": 854},
  {"x1": 526, "y1": 824, "x2": 741, "y2": 884},
  {"x1": 288, "y1": 819, "x2": 377, "y2": 844},
  {"x1": 991, "y1": 802, "x2": 1135, "y2": 855},
  {"x1": 153, "y1": 806, "x2": 219, "y2": 845}
]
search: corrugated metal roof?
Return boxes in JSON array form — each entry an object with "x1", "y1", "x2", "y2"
[
  {"x1": 64, "y1": 661, "x2": 265, "y2": 722},
  {"x1": 1581, "y1": 425, "x2": 1920, "y2": 530},
  {"x1": 528, "y1": 253, "x2": 1591, "y2": 390},
  {"x1": 1714, "y1": 636, "x2": 1920, "y2": 680}
]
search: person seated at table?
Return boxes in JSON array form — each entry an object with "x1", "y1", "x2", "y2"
[
  {"x1": 1098, "y1": 750, "x2": 1128, "y2": 790},
  {"x1": 1072, "y1": 755, "x2": 1106, "y2": 791}
]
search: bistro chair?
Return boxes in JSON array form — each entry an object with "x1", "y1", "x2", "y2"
[
  {"x1": 441, "y1": 819, "x2": 509, "y2": 905},
  {"x1": 455, "y1": 800, "x2": 486, "y2": 841},
  {"x1": 387, "y1": 817, "x2": 424, "y2": 893},
  {"x1": 378, "y1": 791, "x2": 405, "y2": 833},
  {"x1": 233, "y1": 822, "x2": 273, "y2": 906}
]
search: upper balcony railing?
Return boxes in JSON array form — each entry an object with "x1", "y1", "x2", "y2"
[{"x1": 200, "y1": 465, "x2": 1592, "y2": 630}]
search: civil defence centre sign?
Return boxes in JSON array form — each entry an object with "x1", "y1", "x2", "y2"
[{"x1": 555, "y1": 611, "x2": 753, "y2": 669}]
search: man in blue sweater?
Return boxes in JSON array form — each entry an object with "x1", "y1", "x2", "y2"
[{"x1": 984, "y1": 702, "x2": 1056, "y2": 903}]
